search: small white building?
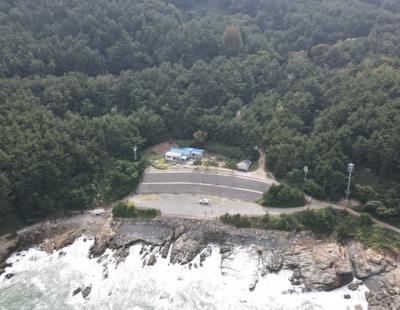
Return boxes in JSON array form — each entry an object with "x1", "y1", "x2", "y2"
[
  {"x1": 165, "y1": 151, "x2": 186, "y2": 162},
  {"x1": 237, "y1": 159, "x2": 252, "y2": 171}
]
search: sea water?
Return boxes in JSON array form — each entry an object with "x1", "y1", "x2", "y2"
[{"x1": 0, "y1": 237, "x2": 369, "y2": 310}]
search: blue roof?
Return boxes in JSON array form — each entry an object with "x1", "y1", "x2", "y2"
[
  {"x1": 183, "y1": 147, "x2": 204, "y2": 154},
  {"x1": 167, "y1": 147, "x2": 204, "y2": 156}
]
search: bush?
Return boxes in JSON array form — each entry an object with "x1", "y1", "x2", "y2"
[
  {"x1": 112, "y1": 202, "x2": 160, "y2": 219},
  {"x1": 286, "y1": 169, "x2": 304, "y2": 187},
  {"x1": 303, "y1": 179, "x2": 327, "y2": 200},
  {"x1": 206, "y1": 142, "x2": 247, "y2": 160},
  {"x1": 202, "y1": 158, "x2": 218, "y2": 167},
  {"x1": 354, "y1": 184, "x2": 377, "y2": 203},
  {"x1": 224, "y1": 159, "x2": 238, "y2": 170},
  {"x1": 221, "y1": 213, "x2": 252, "y2": 228},
  {"x1": 193, "y1": 159, "x2": 202, "y2": 166},
  {"x1": 263, "y1": 184, "x2": 305, "y2": 208}
]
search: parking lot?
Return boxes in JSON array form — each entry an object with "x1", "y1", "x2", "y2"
[{"x1": 130, "y1": 193, "x2": 267, "y2": 219}]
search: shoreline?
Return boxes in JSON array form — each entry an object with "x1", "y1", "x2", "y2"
[{"x1": 1, "y1": 212, "x2": 400, "y2": 308}]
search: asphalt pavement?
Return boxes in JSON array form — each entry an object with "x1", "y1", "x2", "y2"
[{"x1": 136, "y1": 170, "x2": 271, "y2": 202}]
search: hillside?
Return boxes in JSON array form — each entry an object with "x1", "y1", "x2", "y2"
[{"x1": 1, "y1": 0, "x2": 400, "y2": 227}]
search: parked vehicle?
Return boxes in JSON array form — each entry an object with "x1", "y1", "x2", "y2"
[{"x1": 199, "y1": 198, "x2": 210, "y2": 205}]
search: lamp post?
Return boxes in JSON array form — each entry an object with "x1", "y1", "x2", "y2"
[
  {"x1": 133, "y1": 145, "x2": 138, "y2": 161},
  {"x1": 303, "y1": 166, "x2": 309, "y2": 181},
  {"x1": 345, "y1": 163, "x2": 355, "y2": 201}
]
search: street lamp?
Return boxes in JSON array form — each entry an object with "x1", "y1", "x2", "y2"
[
  {"x1": 303, "y1": 166, "x2": 309, "y2": 181},
  {"x1": 133, "y1": 145, "x2": 138, "y2": 161},
  {"x1": 345, "y1": 163, "x2": 355, "y2": 201}
]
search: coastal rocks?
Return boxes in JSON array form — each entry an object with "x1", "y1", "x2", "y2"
[
  {"x1": 348, "y1": 242, "x2": 386, "y2": 279},
  {"x1": 147, "y1": 254, "x2": 157, "y2": 266},
  {"x1": 72, "y1": 287, "x2": 82, "y2": 296},
  {"x1": 364, "y1": 266, "x2": 400, "y2": 309},
  {"x1": 200, "y1": 245, "x2": 212, "y2": 265},
  {"x1": 266, "y1": 250, "x2": 283, "y2": 272},
  {"x1": 348, "y1": 280, "x2": 363, "y2": 291},
  {"x1": 283, "y1": 242, "x2": 353, "y2": 291},
  {"x1": 81, "y1": 285, "x2": 92, "y2": 299},
  {"x1": 5, "y1": 273, "x2": 14, "y2": 279},
  {"x1": 170, "y1": 233, "x2": 203, "y2": 264},
  {"x1": 0, "y1": 269, "x2": 4, "y2": 276},
  {"x1": 89, "y1": 236, "x2": 109, "y2": 258},
  {"x1": 40, "y1": 230, "x2": 81, "y2": 254}
]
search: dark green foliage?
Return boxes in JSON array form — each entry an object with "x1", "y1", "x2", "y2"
[
  {"x1": 1, "y1": 0, "x2": 400, "y2": 228},
  {"x1": 224, "y1": 159, "x2": 239, "y2": 170},
  {"x1": 263, "y1": 184, "x2": 305, "y2": 208},
  {"x1": 105, "y1": 160, "x2": 146, "y2": 201},
  {"x1": 303, "y1": 180, "x2": 327, "y2": 200},
  {"x1": 112, "y1": 202, "x2": 160, "y2": 219}
]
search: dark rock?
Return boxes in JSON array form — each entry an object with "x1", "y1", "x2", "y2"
[
  {"x1": 89, "y1": 237, "x2": 108, "y2": 258},
  {"x1": 348, "y1": 280, "x2": 363, "y2": 291},
  {"x1": 219, "y1": 244, "x2": 233, "y2": 254},
  {"x1": 344, "y1": 294, "x2": 351, "y2": 299},
  {"x1": 0, "y1": 262, "x2": 12, "y2": 269},
  {"x1": 188, "y1": 263, "x2": 192, "y2": 270},
  {"x1": 147, "y1": 254, "x2": 157, "y2": 266},
  {"x1": 0, "y1": 269, "x2": 4, "y2": 276},
  {"x1": 161, "y1": 241, "x2": 171, "y2": 259},
  {"x1": 81, "y1": 285, "x2": 92, "y2": 299},
  {"x1": 58, "y1": 251, "x2": 66, "y2": 257},
  {"x1": 5, "y1": 273, "x2": 14, "y2": 279},
  {"x1": 72, "y1": 287, "x2": 82, "y2": 296},
  {"x1": 200, "y1": 246, "x2": 212, "y2": 264},
  {"x1": 267, "y1": 252, "x2": 283, "y2": 272}
]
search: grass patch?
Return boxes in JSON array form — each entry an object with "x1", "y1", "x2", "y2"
[
  {"x1": 220, "y1": 208, "x2": 400, "y2": 251},
  {"x1": 112, "y1": 202, "x2": 160, "y2": 219}
]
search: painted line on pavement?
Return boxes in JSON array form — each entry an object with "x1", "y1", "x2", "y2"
[
  {"x1": 139, "y1": 182, "x2": 264, "y2": 194},
  {"x1": 145, "y1": 170, "x2": 272, "y2": 184}
]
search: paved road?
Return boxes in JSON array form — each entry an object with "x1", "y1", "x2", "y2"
[{"x1": 137, "y1": 170, "x2": 272, "y2": 202}]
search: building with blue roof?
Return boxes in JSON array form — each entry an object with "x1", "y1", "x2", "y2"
[{"x1": 165, "y1": 147, "x2": 204, "y2": 162}]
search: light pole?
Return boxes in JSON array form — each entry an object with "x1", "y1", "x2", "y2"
[
  {"x1": 303, "y1": 166, "x2": 309, "y2": 181},
  {"x1": 345, "y1": 163, "x2": 355, "y2": 201},
  {"x1": 133, "y1": 145, "x2": 138, "y2": 161}
]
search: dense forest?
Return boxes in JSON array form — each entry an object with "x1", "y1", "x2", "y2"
[{"x1": 1, "y1": 0, "x2": 400, "y2": 227}]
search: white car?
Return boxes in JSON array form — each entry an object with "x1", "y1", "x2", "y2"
[{"x1": 199, "y1": 198, "x2": 210, "y2": 205}]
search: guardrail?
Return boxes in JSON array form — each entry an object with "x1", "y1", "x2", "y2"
[{"x1": 160, "y1": 213, "x2": 218, "y2": 220}]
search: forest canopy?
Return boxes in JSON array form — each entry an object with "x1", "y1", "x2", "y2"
[{"x1": 1, "y1": 0, "x2": 400, "y2": 227}]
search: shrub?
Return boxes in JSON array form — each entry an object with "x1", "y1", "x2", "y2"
[
  {"x1": 354, "y1": 184, "x2": 377, "y2": 203},
  {"x1": 193, "y1": 159, "x2": 202, "y2": 166},
  {"x1": 303, "y1": 179, "x2": 327, "y2": 200},
  {"x1": 206, "y1": 142, "x2": 247, "y2": 160},
  {"x1": 263, "y1": 184, "x2": 305, "y2": 208},
  {"x1": 112, "y1": 202, "x2": 160, "y2": 219},
  {"x1": 202, "y1": 158, "x2": 218, "y2": 167},
  {"x1": 224, "y1": 159, "x2": 238, "y2": 170},
  {"x1": 286, "y1": 169, "x2": 304, "y2": 187},
  {"x1": 221, "y1": 213, "x2": 251, "y2": 228}
]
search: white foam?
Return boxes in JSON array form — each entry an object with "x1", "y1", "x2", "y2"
[{"x1": 0, "y1": 237, "x2": 369, "y2": 310}]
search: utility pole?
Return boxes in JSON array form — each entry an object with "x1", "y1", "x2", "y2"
[
  {"x1": 133, "y1": 145, "x2": 138, "y2": 161},
  {"x1": 303, "y1": 166, "x2": 309, "y2": 181},
  {"x1": 345, "y1": 163, "x2": 355, "y2": 201}
]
